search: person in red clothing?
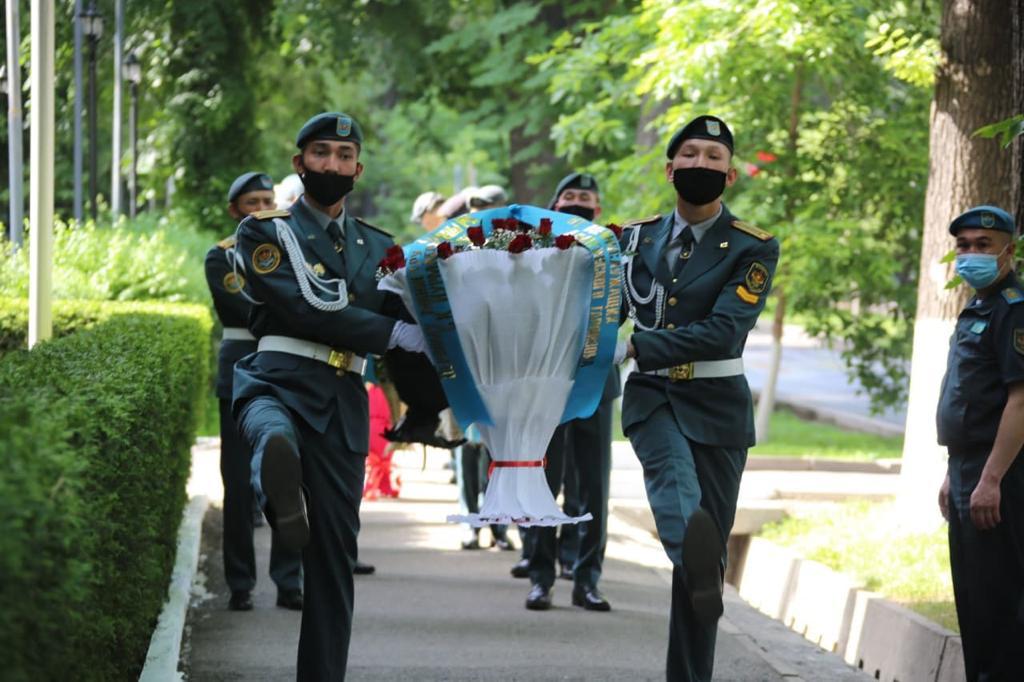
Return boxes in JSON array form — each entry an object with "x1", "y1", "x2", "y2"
[{"x1": 364, "y1": 382, "x2": 400, "y2": 499}]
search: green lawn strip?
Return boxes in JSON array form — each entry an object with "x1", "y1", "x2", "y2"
[
  {"x1": 750, "y1": 409, "x2": 903, "y2": 460},
  {"x1": 759, "y1": 501, "x2": 958, "y2": 632}
]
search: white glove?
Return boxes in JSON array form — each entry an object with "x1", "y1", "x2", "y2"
[
  {"x1": 613, "y1": 340, "x2": 628, "y2": 365},
  {"x1": 388, "y1": 320, "x2": 428, "y2": 354}
]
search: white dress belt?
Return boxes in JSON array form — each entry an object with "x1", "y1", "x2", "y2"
[
  {"x1": 639, "y1": 357, "x2": 744, "y2": 381},
  {"x1": 257, "y1": 335, "x2": 367, "y2": 376},
  {"x1": 222, "y1": 327, "x2": 256, "y2": 341}
]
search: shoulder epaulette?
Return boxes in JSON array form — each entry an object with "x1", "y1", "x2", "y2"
[
  {"x1": 355, "y1": 216, "x2": 393, "y2": 238},
  {"x1": 731, "y1": 220, "x2": 773, "y2": 241},
  {"x1": 216, "y1": 235, "x2": 236, "y2": 250},
  {"x1": 623, "y1": 214, "x2": 662, "y2": 227},
  {"x1": 1001, "y1": 287, "x2": 1024, "y2": 305},
  {"x1": 250, "y1": 208, "x2": 291, "y2": 221}
]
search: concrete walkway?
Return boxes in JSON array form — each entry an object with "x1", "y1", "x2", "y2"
[{"x1": 183, "y1": 444, "x2": 868, "y2": 681}]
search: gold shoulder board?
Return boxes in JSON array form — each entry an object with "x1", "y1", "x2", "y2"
[
  {"x1": 251, "y1": 208, "x2": 291, "y2": 221},
  {"x1": 623, "y1": 214, "x2": 662, "y2": 227},
  {"x1": 730, "y1": 220, "x2": 773, "y2": 241},
  {"x1": 355, "y1": 217, "x2": 393, "y2": 238},
  {"x1": 216, "y1": 235, "x2": 237, "y2": 250}
]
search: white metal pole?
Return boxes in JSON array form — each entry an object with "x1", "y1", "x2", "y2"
[
  {"x1": 29, "y1": 0, "x2": 55, "y2": 347},
  {"x1": 110, "y1": 0, "x2": 122, "y2": 219},
  {"x1": 72, "y1": 0, "x2": 83, "y2": 223},
  {"x1": 6, "y1": 0, "x2": 24, "y2": 246}
]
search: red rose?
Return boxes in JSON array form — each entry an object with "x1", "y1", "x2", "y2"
[
  {"x1": 538, "y1": 218, "x2": 552, "y2": 236},
  {"x1": 555, "y1": 234, "x2": 576, "y2": 250},
  {"x1": 377, "y1": 256, "x2": 389, "y2": 270},
  {"x1": 606, "y1": 223, "x2": 622, "y2": 239},
  {"x1": 467, "y1": 226, "x2": 485, "y2": 246},
  {"x1": 492, "y1": 218, "x2": 509, "y2": 231},
  {"x1": 386, "y1": 244, "x2": 406, "y2": 269},
  {"x1": 508, "y1": 233, "x2": 533, "y2": 253},
  {"x1": 436, "y1": 241, "x2": 453, "y2": 259}
]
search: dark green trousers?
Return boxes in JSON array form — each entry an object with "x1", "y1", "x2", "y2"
[
  {"x1": 239, "y1": 396, "x2": 364, "y2": 682},
  {"x1": 626, "y1": 404, "x2": 745, "y2": 682},
  {"x1": 948, "y1": 452, "x2": 1024, "y2": 682},
  {"x1": 219, "y1": 399, "x2": 302, "y2": 595},
  {"x1": 528, "y1": 398, "x2": 613, "y2": 589}
]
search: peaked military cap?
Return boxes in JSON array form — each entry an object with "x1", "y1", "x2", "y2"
[
  {"x1": 227, "y1": 172, "x2": 273, "y2": 202},
  {"x1": 547, "y1": 172, "x2": 600, "y2": 209},
  {"x1": 949, "y1": 205, "x2": 1016, "y2": 236},
  {"x1": 295, "y1": 112, "x2": 364, "y2": 149},
  {"x1": 666, "y1": 115, "x2": 734, "y2": 158}
]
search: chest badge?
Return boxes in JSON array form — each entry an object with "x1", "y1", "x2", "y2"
[
  {"x1": 969, "y1": 321, "x2": 987, "y2": 334},
  {"x1": 252, "y1": 243, "x2": 282, "y2": 274},
  {"x1": 222, "y1": 271, "x2": 245, "y2": 294}
]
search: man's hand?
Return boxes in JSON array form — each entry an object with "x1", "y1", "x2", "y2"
[
  {"x1": 613, "y1": 339, "x2": 637, "y2": 364},
  {"x1": 969, "y1": 473, "x2": 1002, "y2": 530},
  {"x1": 388, "y1": 321, "x2": 428, "y2": 354},
  {"x1": 938, "y1": 474, "x2": 950, "y2": 522}
]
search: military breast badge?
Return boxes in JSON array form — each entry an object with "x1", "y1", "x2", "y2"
[
  {"x1": 222, "y1": 271, "x2": 245, "y2": 294},
  {"x1": 252, "y1": 243, "x2": 282, "y2": 274}
]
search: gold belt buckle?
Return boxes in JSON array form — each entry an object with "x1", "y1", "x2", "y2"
[
  {"x1": 327, "y1": 349, "x2": 352, "y2": 370},
  {"x1": 668, "y1": 362, "x2": 694, "y2": 382}
]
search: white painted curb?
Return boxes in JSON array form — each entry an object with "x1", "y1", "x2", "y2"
[{"x1": 139, "y1": 495, "x2": 209, "y2": 682}]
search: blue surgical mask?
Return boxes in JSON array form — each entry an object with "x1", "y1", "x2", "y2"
[{"x1": 955, "y1": 246, "x2": 1008, "y2": 289}]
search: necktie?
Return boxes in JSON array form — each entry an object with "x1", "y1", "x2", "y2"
[
  {"x1": 667, "y1": 225, "x2": 695, "y2": 277},
  {"x1": 326, "y1": 220, "x2": 345, "y2": 254}
]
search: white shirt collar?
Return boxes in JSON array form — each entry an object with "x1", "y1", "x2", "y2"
[{"x1": 672, "y1": 206, "x2": 722, "y2": 244}]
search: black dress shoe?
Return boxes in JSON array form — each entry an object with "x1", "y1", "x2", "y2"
[
  {"x1": 682, "y1": 507, "x2": 724, "y2": 627},
  {"x1": 572, "y1": 584, "x2": 611, "y2": 612},
  {"x1": 510, "y1": 558, "x2": 530, "y2": 578},
  {"x1": 491, "y1": 534, "x2": 516, "y2": 552},
  {"x1": 354, "y1": 561, "x2": 376, "y2": 575},
  {"x1": 276, "y1": 589, "x2": 303, "y2": 611},
  {"x1": 228, "y1": 590, "x2": 253, "y2": 611},
  {"x1": 261, "y1": 434, "x2": 309, "y2": 552},
  {"x1": 525, "y1": 584, "x2": 552, "y2": 611},
  {"x1": 461, "y1": 531, "x2": 482, "y2": 550}
]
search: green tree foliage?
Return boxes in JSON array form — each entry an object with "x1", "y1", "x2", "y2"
[{"x1": 534, "y1": 0, "x2": 939, "y2": 411}]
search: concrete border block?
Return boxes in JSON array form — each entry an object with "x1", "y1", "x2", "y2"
[
  {"x1": 139, "y1": 495, "x2": 209, "y2": 682},
  {"x1": 735, "y1": 537, "x2": 800, "y2": 620},
  {"x1": 936, "y1": 636, "x2": 965, "y2": 682},
  {"x1": 844, "y1": 597, "x2": 955, "y2": 682},
  {"x1": 782, "y1": 558, "x2": 859, "y2": 653}
]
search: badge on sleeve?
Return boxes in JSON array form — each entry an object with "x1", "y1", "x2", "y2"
[
  {"x1": 745, "y1": 262, "x2": 770, "y2": 294},
  {"x1": 252, "y1": 243, "x2": 282, "y2": 274},
  {"x1": 1015, "y1": 329, "x2": 1024, "y2": 355},
  {"x1": 222, "y1": 272, "x2": 244, "y2": 294},
  {"x1": 736, "y1": 285, "x2": 759, "y2": 305}
]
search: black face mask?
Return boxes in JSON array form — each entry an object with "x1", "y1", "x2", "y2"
[
  {"x1": 672, "y1": 167, "x2": 727, "y2": 206},
  {"x1": 557, "y1": 204, "x2": 596, "y2": 222},
  {"x1": 301, "y1": 169, "x2": 355, "y2": 206}
]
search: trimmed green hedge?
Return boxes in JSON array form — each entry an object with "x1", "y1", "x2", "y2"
[{"x1": 0, "y1": 299, "x2": 212, "y2": 681}]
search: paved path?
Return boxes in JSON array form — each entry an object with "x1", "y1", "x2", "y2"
[
  {"x1": 742, "y1": 322, "x2": 907, "y2": 433},
  {"x1": 184, "y1": 444, "x2": 868, "y2": 681}
]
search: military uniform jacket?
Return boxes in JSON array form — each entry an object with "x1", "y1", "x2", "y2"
[
  {"x1": 231, "y1": 199, "x2": 401, "y2": 453},
  {"x1": 620, "y1": 205, "x2": 779, "y2": 448},
  {"x1": 204, "y1": 236, "x2": 257, "y2": 400},
  {"x1": 937, "y1": 273, "x2": 1024, "y2": 455}
]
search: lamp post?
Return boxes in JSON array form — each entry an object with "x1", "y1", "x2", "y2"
[
  {"x1": 80, "y1": 2, "x2": 102, "y2": 222},
  {"x1": 4, "y1": 0, "x2": 24, "y2": 248},
  {"x1": 123, "y1": 51, "x2": 140, "y2": 219}
]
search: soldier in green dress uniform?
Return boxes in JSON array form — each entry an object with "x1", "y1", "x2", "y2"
[
  {"x1": 618, "y1": 116, "x2": 779, "y2": 681},
  {"x1": 204, "y1": 172, "x2": 303, "y2": 612},
  {"x1": 231, "y1": 112, "x2": 428, "y2": 681}
]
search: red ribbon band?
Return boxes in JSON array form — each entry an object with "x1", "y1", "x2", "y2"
[{"x1": 489, "y1": 457, "x2": 547, "y2": 478}]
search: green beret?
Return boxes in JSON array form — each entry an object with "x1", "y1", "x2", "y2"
[
  {"x1": 295, "y1": 112, "x2": 364, "y2": 149},
  {"x1": 666, "y1": 115, "x2": 734, "y2": 158},
  {"x1": 227, "y1": 172, "x2": 273, "y2": 202},
  {"x1": 547, "y1": 172, "x2": 599, "y2": 210},
  {"x1": 949, "y1": 205, "x2": 1016, "y2": 236}
]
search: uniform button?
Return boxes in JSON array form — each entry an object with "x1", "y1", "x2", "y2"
[
  {"x1": 348, "y1": 293, "x2": 356, "y2": 302},
  {"x1": 668, "y1": 297, "x2": 677, "y2": 306},
  {"x1": 672, "y1": 278, "x2": 678, "y2": 284},
  {"x1": 666, "y1": 323, "x2": 676, "y2": 329}
]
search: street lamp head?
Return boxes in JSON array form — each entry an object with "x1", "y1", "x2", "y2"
[
  {"x1": 123, "y1": 52, "x2": 142, "y2": 85},
  {"x1": 80, "y1": 3, "x2": 104, "y2": 40}
]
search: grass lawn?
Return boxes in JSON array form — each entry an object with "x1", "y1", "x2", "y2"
[
  {"x1": 760, "y1": 500, "x2": 958, "y2": 632},
  {"x1": 615, "y1": 405, "x2": 903, "y2": 461}
]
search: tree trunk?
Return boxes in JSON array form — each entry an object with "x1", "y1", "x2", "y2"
[
  {"x1": 754, "y1": 61, "x2": 803, "y2": 441},
  {"x1": 1013, "y1": 0, "x2": 1024, "y2": 228},
  {"x1": 898, "y1": 0, "x2": 1014, "y2": 526}
]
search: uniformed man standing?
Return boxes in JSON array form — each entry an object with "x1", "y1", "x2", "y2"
[
  {"x1": 936, "y1": 205, "x2": 1024, "y2": 682},
  {"x1": 618, "y1": 116, "x2": 779, "y2": 681},
  {"x1": 232, "y1": 112, "x2": 427, "y2": 681},
  {"x1": 523, "y1": 172, "x2": 620, "y2": 613},
  {"x1": 204, "y1": 172, "x2": 304, "y2": 612}
]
